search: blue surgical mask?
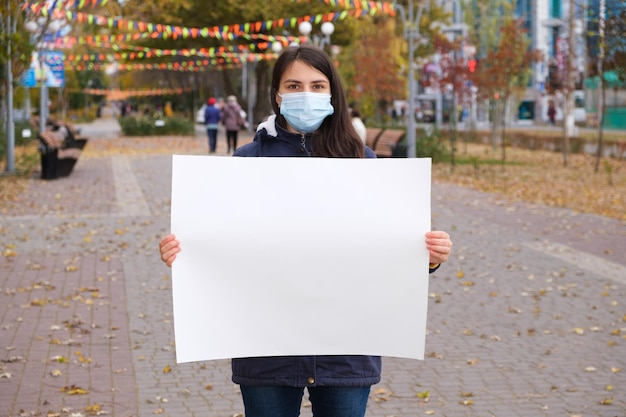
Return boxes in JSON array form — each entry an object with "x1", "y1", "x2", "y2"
[{"x1": 278, "y1": 92, "x2": 334, "y2": 133}]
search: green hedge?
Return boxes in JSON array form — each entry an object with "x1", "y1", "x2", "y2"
[
  {"x1": 118, "y1": 116, "x2": 195, "y2": 136},
  {"x1": 393, "y1": 128, "x2": 449, "y2": 162}
]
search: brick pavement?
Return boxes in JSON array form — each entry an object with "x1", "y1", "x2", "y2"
[{"x1": 1, "y1": 117, "x2": 625, "y2": 417}]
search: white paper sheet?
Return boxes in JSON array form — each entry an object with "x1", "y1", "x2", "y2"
[{"x1": 170, "y1": 155, "x2": 432, "y2": 363}]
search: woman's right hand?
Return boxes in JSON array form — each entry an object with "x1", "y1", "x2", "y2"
[{"x1": 159, "y1": 234, "x2": 181, "y2": 267}]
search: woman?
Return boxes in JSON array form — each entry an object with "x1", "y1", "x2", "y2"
[
  {"x1": 160, "y1": 45, "x2": 452, "y2": 417},
  {"x1": 222, "y1": 95, "x2": 243, "y2": 154}
]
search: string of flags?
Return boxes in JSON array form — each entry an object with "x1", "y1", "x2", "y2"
[
  {"x1": 26, "y1": 1, "x2": 395, "y2": 39},
  {"x1": 24, "y1": 0, "x2": 397, "y2": 97}
]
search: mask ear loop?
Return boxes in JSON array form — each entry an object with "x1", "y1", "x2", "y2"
[{"x1": 276, "y1": 92, "x2": 283, "y2": 109}]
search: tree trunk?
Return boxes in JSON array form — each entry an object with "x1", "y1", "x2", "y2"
[
  {"x1": 562, "y1": 89, "x2": 573, "y2": 167},
  {"x1": 594, "y1": 0, "x2": 606, "y2": 173},
  {"x1": 562, "y1": 0, "x2": 578, "y2": 167},
  {"x1": 253, "y1": 60, "x2": 271, "y2": 126},
  {"x1": 490, "y1": 99, "x2": 500, "y2": 150},
  {"x1": 501, "y1": 96, "x2": 509, "y2": 163},
  {"x1": 449, "y1": 89, "x2": 458, "y2": 170},
  {"x1": 594, "y1": 82, "x2": 606, "y2": 172}
]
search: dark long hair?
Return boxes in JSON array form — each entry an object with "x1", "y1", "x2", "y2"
[{"x1": 271, "y1": 45, "x2": 365, "y2": 158}]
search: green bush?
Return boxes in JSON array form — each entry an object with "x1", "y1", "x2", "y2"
[
  {"x1": 393, "y1": 128, "x2": 449, "y2": 162},
  {"x1": 118, "y1": 116, "x2": 195, "y2": 136}
]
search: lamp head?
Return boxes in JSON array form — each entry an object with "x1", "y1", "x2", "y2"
[
  {"x1": 321, "y1": 22, "x2": 335, "y2": 36},
  {"x1": 271, "y1": 41, "x2": 283, "y2": 53},
  {"x1": 25, "y1": 21, "x2": 38, "y2": 33},
  {"x1": 298, "y1": 21, "x2": 312, "y2": 36}
]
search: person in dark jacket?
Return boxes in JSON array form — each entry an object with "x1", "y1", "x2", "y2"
[
  {"x1": 204, "y1": 97, "x2": 221, "y2": 154},
  {"x1": 159, "y1": 44, "x2": 453, "y2": 417}
]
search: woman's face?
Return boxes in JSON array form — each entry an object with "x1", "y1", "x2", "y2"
[
  {"x1": 277, "y1": 60, "x2": 330, "y2": 97},
  {"x1": 276, "y1": 60, "x2": 331, "y2": 133}
]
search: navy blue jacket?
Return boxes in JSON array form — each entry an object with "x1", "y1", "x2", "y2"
[
  {"x1": 231, "y1": 116, "x2": 380, "y2": 387},
  {"x1": 234, "y1": 115, "x2": 376, "y2": 158},
  {"x1": 204, "y1": 104, "x2": 221, "y2": 126}
]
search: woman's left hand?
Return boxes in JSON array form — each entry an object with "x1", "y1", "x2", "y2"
[{"x1": 426, "y1": 231, "x2": 453, "y2": 265}]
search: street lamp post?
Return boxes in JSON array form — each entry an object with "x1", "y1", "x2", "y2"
[
  {"x1": 393, "y1": 1, "x2": 429, "y2": 158},
  {"x1": 241, "y1": 55, "x2": 256, "y2": 130},
  {"x1": 5, "y1": 6, "x2": 16, "y2": 173}
]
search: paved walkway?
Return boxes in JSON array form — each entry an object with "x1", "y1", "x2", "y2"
[{"x1": 1, "y1": 117, "x2": 625, "y2": 417}]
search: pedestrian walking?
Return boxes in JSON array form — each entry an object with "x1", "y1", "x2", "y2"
[
  {"x1": 222, "y1": 95, "x2": 244, "y2": 154},
  {"x1": 159, "y1": 44, "x2": 453, "y2": 417},
  {"x1": 204, "y1": 97, "x2": 221, "y2": 154}
]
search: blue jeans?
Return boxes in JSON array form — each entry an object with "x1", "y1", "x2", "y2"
[
  {"x1": 240, "y1": 386, "x2": 371, "y2": 417},
  {"x1": 206, "y1": 128, "x2": 218, "y2": 153}
]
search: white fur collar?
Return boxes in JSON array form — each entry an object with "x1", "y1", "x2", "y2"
[{"x1": 256, "y1": 114, "x2": 278, "y2": 137}]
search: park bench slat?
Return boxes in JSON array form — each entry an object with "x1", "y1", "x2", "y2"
[
  {"x1": 373, "y1": 129, "x2": 405, "y2": 158},
  {"x1": 365, "y1": 128, "x2": 383, "y2": 150}
]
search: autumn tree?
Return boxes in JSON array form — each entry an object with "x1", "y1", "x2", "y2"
[
  {"x1": 1, "y1": 0, "x2": 37, "y2": 139},
  {"x1": 558, "y1": 0, "x2": 576, "y2": 167},
  {"x1": 342, "y1": 17, "x2": 405, "y2": 123},
  {"x1": 433, "y1": 33, "x2": 471, "y2": 168},
  {"x1": 469, "y1": 18, "x2": 542, "y2": 163},
  {"x1": 587, "y1": 2, "x2": 626, "y2": 172}
]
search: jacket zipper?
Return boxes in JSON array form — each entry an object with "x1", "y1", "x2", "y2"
[{"x1": 300, "y1": 134, "x2": 309, "y2": 156}]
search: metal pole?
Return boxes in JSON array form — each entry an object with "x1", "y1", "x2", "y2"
[
  {"x1": 436, "y1": 86, "x2": 443, "y2": 127},
  {"x1": 242, "y1": 59, "x2": 247, "y2": 100},
  {"x1": 5, "y1": 6, "x2": 15, "y2": 173},
  {"x1": 406, "y1": 1, "x2": 417, "y2": 158},
  {"x1": 39, "y1": 53, "x2": 47, "y2": 133},
  {"x1": 247, "y1": 61, "x2": 255, "y2": 130},
  {"x1": 597, "y1": 0, "x2": 605, "y2": 127}
]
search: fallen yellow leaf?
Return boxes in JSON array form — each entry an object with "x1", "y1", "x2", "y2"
[
  {"x1": 416, "y1": 390, "x2": 430, "y2": 399},
  {"x1": 62, "y1": 385, "x2": 89, "y2": 395},
  {"x1": 30, "y1": 298, "x2": 47, "y2": 306},
  {"x1": 85, "y1": 403, "x2": 102, "y2": 414}
]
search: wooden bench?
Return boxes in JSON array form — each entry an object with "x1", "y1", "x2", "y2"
[
  {"x1": 35, "y1": 118, "x2": 88, "y2": 180},
  {"x1": 365, "y1": 128, "x2": 383, "y2": 150},
  {"x1": 371, "y1": 129, "x2": 405, "y2": 158}
]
